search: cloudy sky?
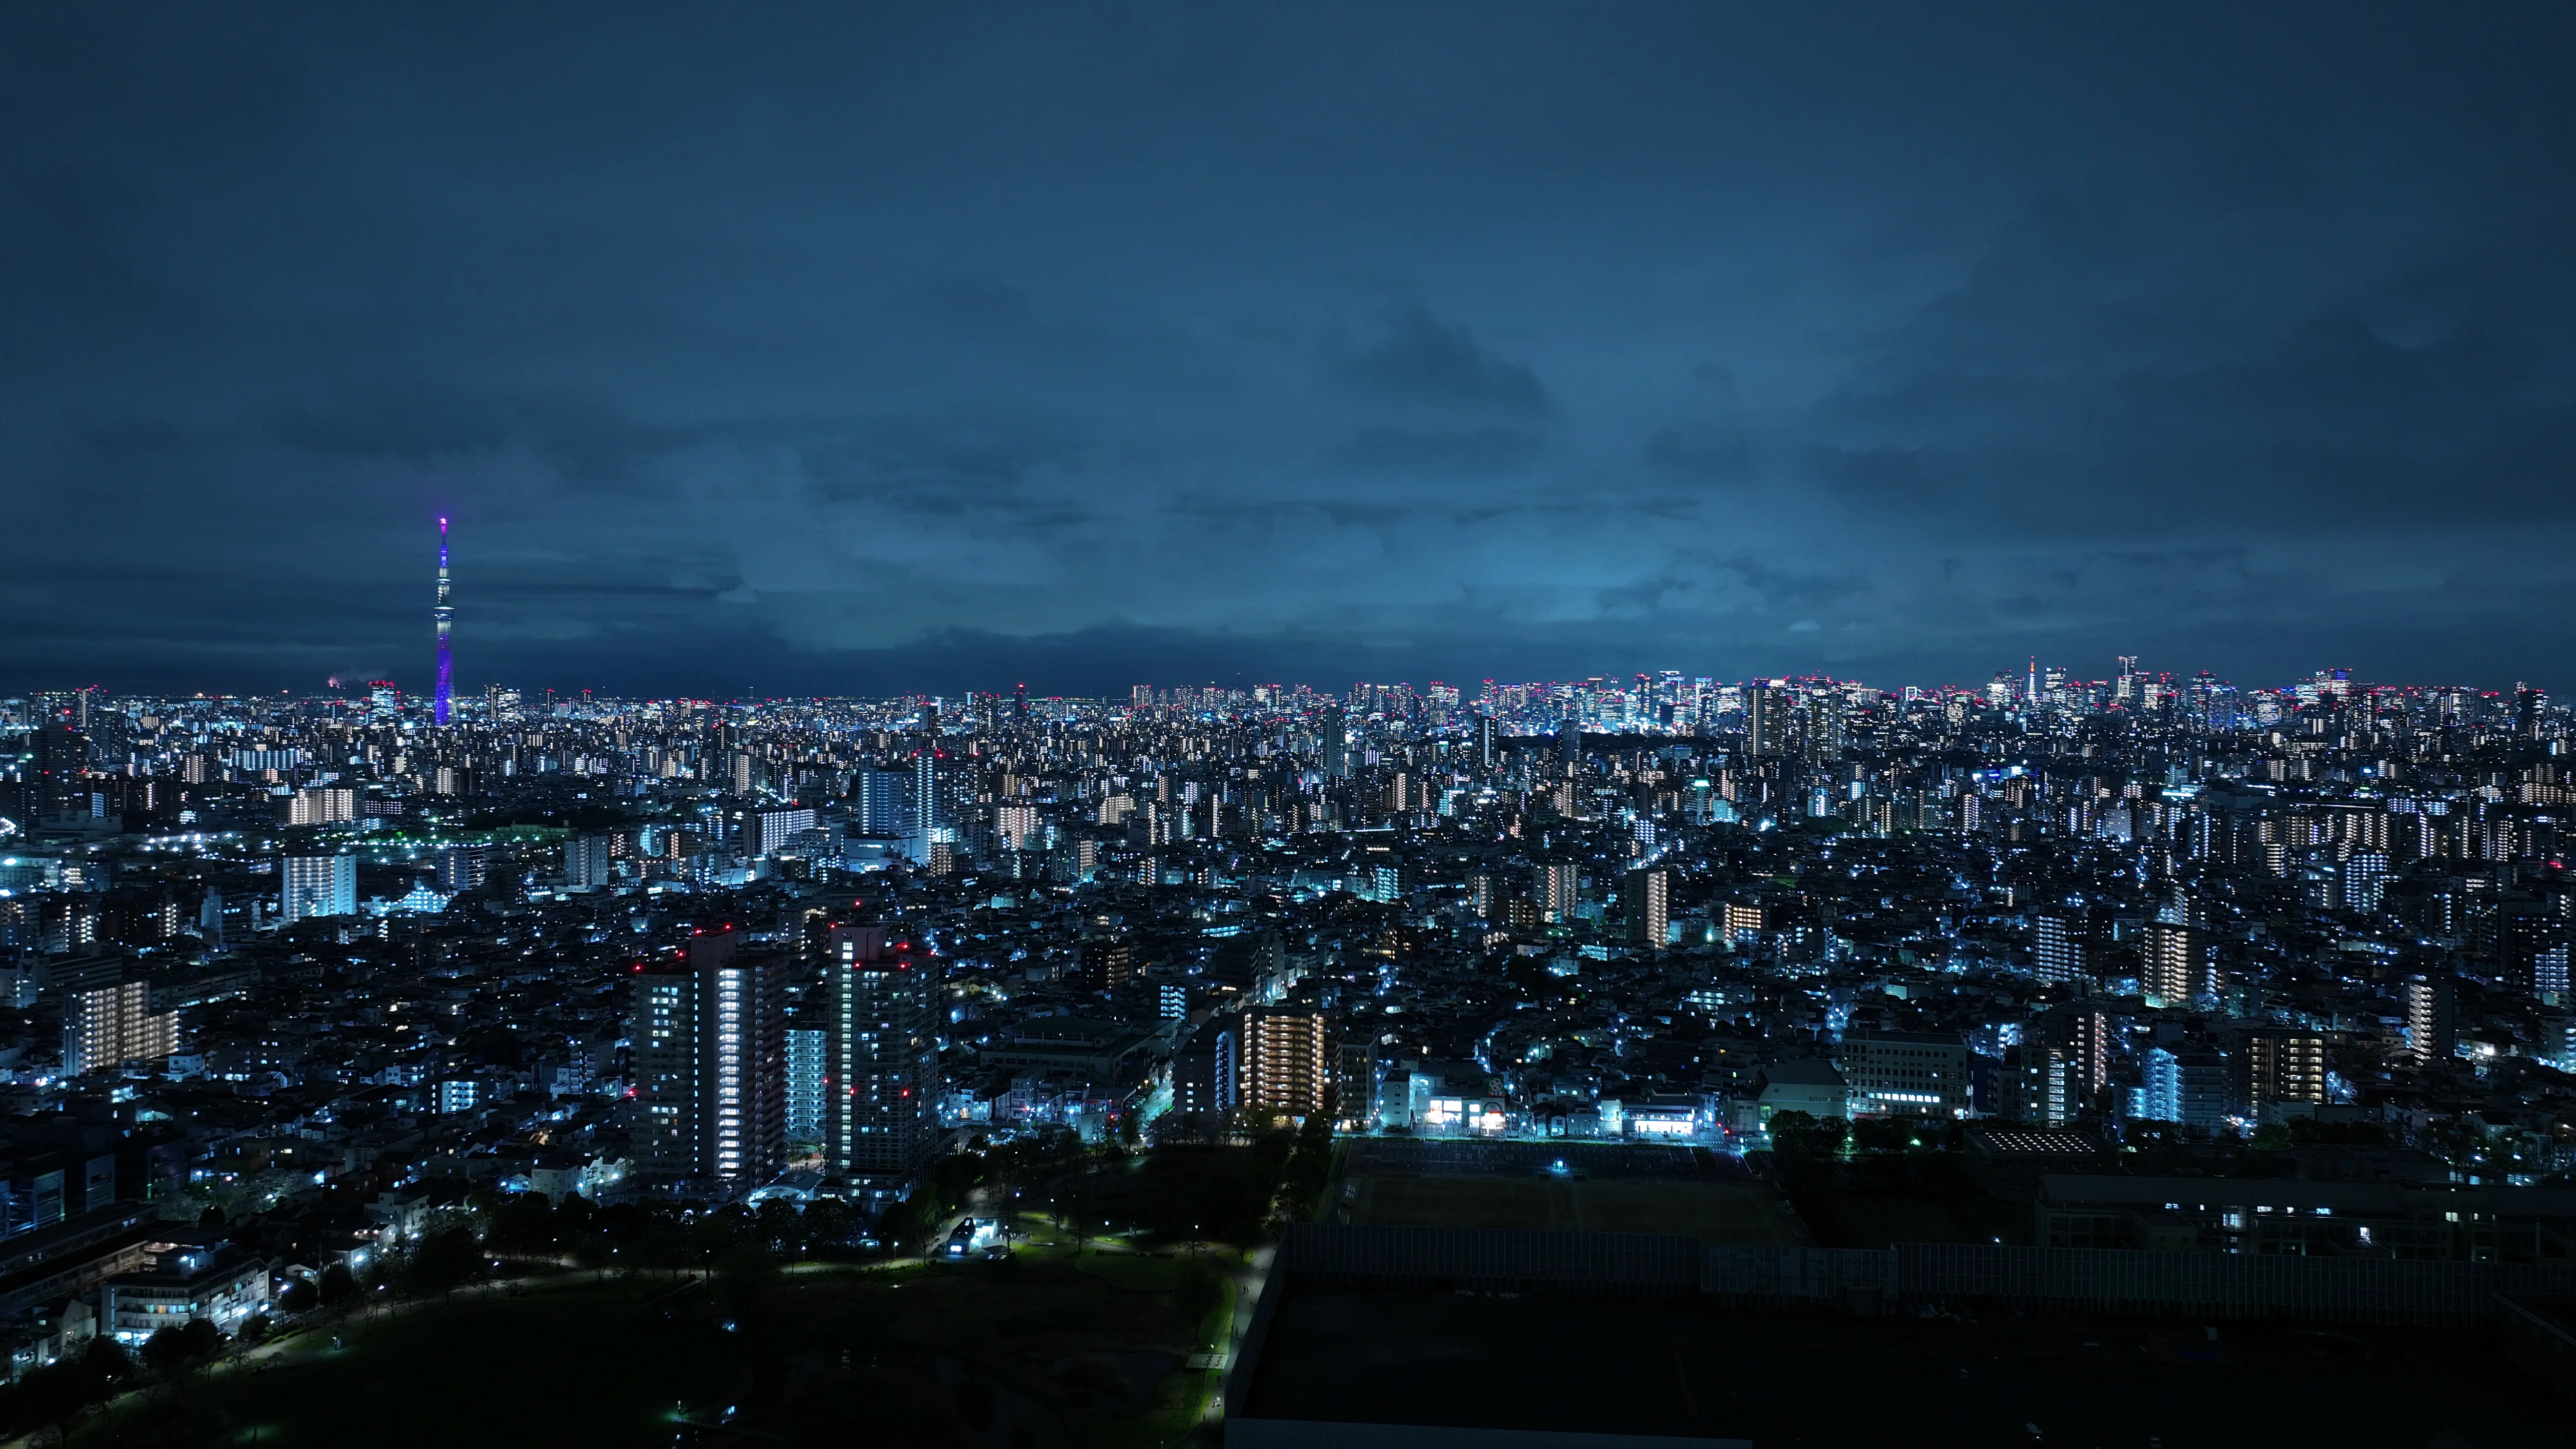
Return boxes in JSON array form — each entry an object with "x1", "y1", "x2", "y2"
[{"x1": 6, "y1": 4, "x2": 2573, "y2": 698}]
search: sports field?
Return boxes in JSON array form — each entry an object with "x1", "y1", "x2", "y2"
[{"x1": 1336, "y1": 1139, "x2": 1803, "y2": 1245}]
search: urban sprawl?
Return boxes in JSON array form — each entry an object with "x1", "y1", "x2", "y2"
[{"x1": 0, "y1": 661, "x2": 2571, "y2": 1367}]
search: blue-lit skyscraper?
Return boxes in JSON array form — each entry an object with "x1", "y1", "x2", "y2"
[
  {"x1": 433, "y1": 517, "x2": 454, "y2": 725},
  {"x1": 785, "y1": 1026, "x2": 827, "y2": 1146}
]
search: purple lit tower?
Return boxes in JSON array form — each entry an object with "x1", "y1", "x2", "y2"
[{"x1": 433, "y1": 517, "x2": 454, "y2": 725}]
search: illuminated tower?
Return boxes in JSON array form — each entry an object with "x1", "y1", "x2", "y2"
[{"x1": 433, "y1": 517, "x2": 455, "y2": 725}]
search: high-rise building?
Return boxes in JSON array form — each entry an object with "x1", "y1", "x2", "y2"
[
  {"x1": 2141, "y1": 921, "x2": 2209, "y2": 1007},
  {"x1": 2402, "y1": 977, "x2": 2455, "y2": 1064},
  {"x1": 1538, "y1": 862, "x2": 1581, "y2": 923},
  {"x1": 62, "y1": 978, "x2": 179, "y2": 1076},
  {"x1": 1319, "y1": 706, "x2": 1349, "y2": 779},
  {"x1": 287, "y1": 786, "x2": 356, "y2": 826},
  {"x1": 2034, "y1": 1001, "x2": 2113, "y2": 1102},
  {"x1": 1746, "y1": 685, "x2": 1782, "y2": 759},
  {"x1": 785, "y1": 1026, "x2": 827, "y2": 1147},
  {"x1": 2244, "y1": 1029, "x2": 2328, "y2": 1109},
  {"x1": 824, "y1": 925, "x2": 941, "y2": 1199},
  {"x1": 2137, "y1": 1046, "x2": 2232, "y2": 1129},
  {"x1": 281, "y1": 856, "x2": 356, "y2": 923},
  {"x1": 2033, "y1": 915, "x2": 2086, "y2": 985},
  {"x1": 1239, "y1": 1006, "x2": 1331, "y2": 1119},
  {"x1": 31, "y1": 723, "x2": 85, "y2": 820},
  {"x1": 746, "y1": 807, "x2": 817, "y2": 858},
  {"x1": 855, "y1": 766, "x2": 912, "y2": 837},
  {"x1": 1172, "y1": 1021, "x2": 1237, "y2": 1118},
  {"x1": 564, "y1": 834, "x2": 613, "y2": 891},
  {"x1": 1839, "y1": 1030, "x2": 1971, "y2": 1118},
  {"x1": 434, "y1": 844, "x2": 487, "y2": 895},
  {"x1": 629, "y1": 927, "x2": 787, "y2": 1188},
  {"x1": 1628, "y1": 867, "x2": 1668, "y2": 947},
  {"x1": 910, "y1": 746, "x2": 940, "y2": 866}
]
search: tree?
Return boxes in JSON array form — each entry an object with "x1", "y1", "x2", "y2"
[
  {"x1": 276, "y1": 1279, "x2": 319, "y2": 1315},
  {"x1": 485, "y1": 1192, "x2": 559, "y2": 1256},
  {"x1": 800, "y1": 1197, "x2": 854, "y2": 1254},
  {"x1": 752, "y1": 1199, "x2": 803, "y2": 1255},
  {"x1": 1852, "y1": 1116, "x2": 1917, "y2": 1154},
  {"x1": 179, "y1": 1317, "x2": 223, "y2": 1363},
  {"x1": 140, "y1": 1326, "x2": 193, "y2": 1376},
  {"x1": 403, "y1": 1226, "x2": 483, "y2": 1298},
  {"x1": 316, "y1": 1262, "x2": 355, "y2": 1307}
]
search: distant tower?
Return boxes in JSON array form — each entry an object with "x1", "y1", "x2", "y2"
[{"x1": 433, "y1": 518, "x2": 454, "y2": 725}]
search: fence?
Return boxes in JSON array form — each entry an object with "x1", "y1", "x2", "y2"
[{"x1": 1700, "y1": 1244, "x2": 1894, "y2": 1311}]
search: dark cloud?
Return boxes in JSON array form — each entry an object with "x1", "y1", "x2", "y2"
[
  {"x1": 1330, "y1": 427, "x2": 1544, "y2": 474},
  {"x1": 1323, "y1": 310, "x2": 1554, "y2": 418},
  {"x1": 4, "y1": 3, "x2": 2576, "y2": 697}
]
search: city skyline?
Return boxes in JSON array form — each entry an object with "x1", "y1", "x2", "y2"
[{"x1": 6, "y1": 6, "x2": 2576, "y2": 698}]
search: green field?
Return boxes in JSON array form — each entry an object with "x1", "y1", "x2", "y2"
[{"x1": 68, "y1": 1256, "x2": 1235, "y2": 1449}]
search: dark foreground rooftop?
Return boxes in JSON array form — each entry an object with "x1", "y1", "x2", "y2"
[{"x1": 1240, "y1": 1284, "x2": 2566, "y2": 1449}]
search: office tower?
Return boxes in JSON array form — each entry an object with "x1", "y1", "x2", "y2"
[
  {"x1": 434, "y1": 844, "x2": 487, "y2": 894},
  {"x1": 1013, "y1": 681, "x2": 1029, "y2": 723},
  {"x1": 433, "y1": 517, "x2": 454, "y2": 726},
  {"x1": 1240, "y1": 1006, "x2": 1332, "y2": 1118},
  {"x1": 62, "y1": 978, "x2": 179, "y2": 1076},
  {"x1": 1559, "y1": 708, "x2": 1583, "y2": 768},
  {"x1": 1746, "y1": 685, "x2": 1782, "y2": 758},
  {"x1": 2403, "y1": 977, "x2": 2455, "y2": 1064},
  {"x1": 2033, "y1": 915, "x2": 2086, "y2": 985},
  {"x1": 2244, "y1": 1029, "x2": 2328, "y2": 1109},
  {"x1": 630, "y1": 927, "x2": 787, "y2": 1187},
  {"x1": 281, "y1": 856, "x2": 356, "y2": 922},
  {"x1": 565, "y1": 834, "x2": 613, "y2": 891},
  {"x1": 1839, "y1": 1029, "x2": 1972, "y2": 1118},
  {"x1": 1629, "y1": 867, "x2": 1669, "y2": 947},
  {"x1": 1799, "y1": 695, "x2": 1846, "y2": 766},
  {"x1": 785, "y1": 1026, "x2": 827, "y2": 1147},
  {"x1": 1320, "y1": 706, "x2": 1348, "y2": 779},
  {"x1": 1476, "y1": 713, "x2": 1497, "y2": 770},
  {"x1": 2141, "y1": 920, "x2": 2209, "y2": 1007},
  {"x1": 825, "y1": 925, "x2": 940, "y2": 1197},
  {"x1": 1538, "y1": 861, "x2": 1580, "y2": 923}
]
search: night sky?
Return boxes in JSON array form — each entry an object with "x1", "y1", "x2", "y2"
[{"x1": 8, "y1": 5, "x2": 2574, "y2": 699}]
